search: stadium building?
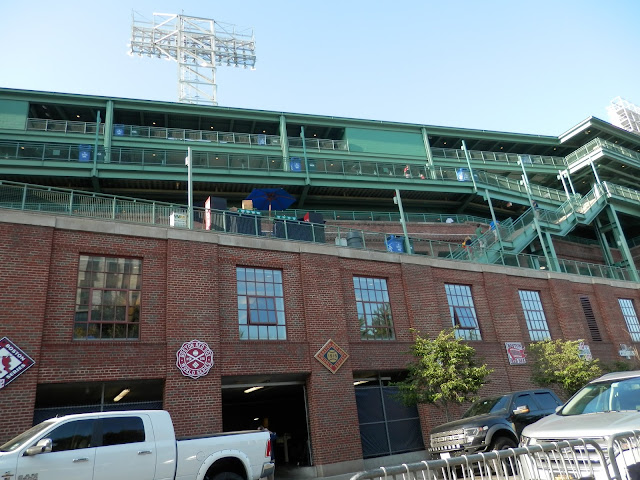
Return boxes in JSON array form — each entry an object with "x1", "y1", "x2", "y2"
[{"x1": 1, "y1": 87, "x2": 639, "y2": 478}]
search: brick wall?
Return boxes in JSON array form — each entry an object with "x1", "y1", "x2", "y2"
[{"x1": 0, "y1": 216, "x2": 639, "y2": 468}]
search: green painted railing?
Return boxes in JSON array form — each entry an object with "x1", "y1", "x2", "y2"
[
  {"x1": 26, "y1": 118, "x2": 349, "y2": 151},
  {"x1": 1, "y1": 180, "x2": 637, "y2": 283},
  {"x1": 431, "y1": 147, "x2": 566, "y2": 168}
]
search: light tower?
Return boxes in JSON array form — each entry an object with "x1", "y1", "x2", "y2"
[
  {"x1": 607, "y1": 97, "x2": 640, "y2": 136},
  {"x1": 129, "y1": 11, "x2": 257, "y2": 106}
]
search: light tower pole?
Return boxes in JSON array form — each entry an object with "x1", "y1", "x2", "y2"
[{"x1": 129, "y1": 11, "x2": 257, "y2": 106}]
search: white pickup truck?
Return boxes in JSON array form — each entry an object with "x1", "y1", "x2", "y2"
[{"x1": 0, "y1": 409, "x2": 275, "y2": 480}]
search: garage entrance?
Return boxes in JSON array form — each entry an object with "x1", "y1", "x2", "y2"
[{"x1": 222, "y1": 374, "x2": 311, "y2": 471}]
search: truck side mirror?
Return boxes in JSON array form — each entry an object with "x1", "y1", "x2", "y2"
[
  {"x1": 513, "y1": 405, "x2": 530, "y2": 415},
  {"x1": 24, "y1": 438, "x2": 52, "y2": 456}
]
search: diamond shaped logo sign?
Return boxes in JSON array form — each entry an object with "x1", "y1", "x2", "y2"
[
  {"x1": 0, "y1": 337, "x2": 35, "y2": 389},
  {"x1": 314, "y1": 339, "x2": 349, "y2": 374}
]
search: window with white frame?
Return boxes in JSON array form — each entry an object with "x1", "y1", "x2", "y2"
[
  {"x1": 519, "y1": 290, "x2": 551, "y2": 341},
  {"x1": 444, "y1": 284, "x2": 481, "y2": 340},
  {"x1": 618, "y1": 298, "x2": 640, "y2": 342},
  {"x1": 237, "y1": 267, "x2": 286, "y2": 340},
  {"x1": 353, "y1": 276, "x2": 394, "y2": 340}
]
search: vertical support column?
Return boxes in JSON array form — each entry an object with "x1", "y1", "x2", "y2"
[
  {"x1": 394, "y1": 189, "x2": 411, "y2": 254},
  {"x1": 557, "y1": 170, "x2": 571, "y2": 200},
  {"x1": 300, "y1": 126, "x2": 311, "y2": 186},
  {"x1": 91, "y1": 111, "x2": 101, "y2": 178},
  {"x1": 594, "y1": 218, "x2": 615, "y2": 266},
  {"x1": 605, "y1": 205, "x2": 639, "y2": 282},
  {"x1": 104, "y1": 100, "x2": 114, "y2": 163},
  {"x1": 421, "y1": 127, "x2": 433, "y2": 178},
  {"x1": 461, "y1": 140, "x2": 478, "y2": 192},
  {"x1": 590, "y1": 161, "x2": 602, "y2": 185},
  {"x1": 519, "y1": 160, "x2": 554, "y2": 271},
  {"x1": 186, "y1": 147, "x2": 193, "y2": 230},
  {"x1": 279, "y1": 115, "x2": 289, "y2": 171},
  {"x1": 485, "y1": 189, "x2": 503, "y2": 251},
  {"x1": 543, "y1": 231, "x2": 560, "y2": 272},
  {"x1": 565, "y1": 169, "x2": 576, "y2": 195}
]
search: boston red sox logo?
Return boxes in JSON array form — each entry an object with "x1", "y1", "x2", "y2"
[
  {"x1": 176, "y1": 340, "x2": 214, "y2": 379},
  {"x1": 0, "y1": 337, "x2": 35, "y2": 389}
]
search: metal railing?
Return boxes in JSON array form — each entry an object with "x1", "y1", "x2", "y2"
[
  {"x1": 431, "y1": 147, "x2": 567, "y2": 168},
  {"x1": 25, "y1": 118, "x2": 104, "y2": 135},
  {"x1": 281, "y1": 209, "x2": 489, "y2": 225},
  {"x1": 26, "y1": 118, "x2": 349, "y2": 151},
  {"x1": 1, "y1": 180, "x2": 637, "y2": 283},
  {"x1": 349, "y1": 430, "x2": 640, "y2": 480},
  {"x1": 565, "y1": 137, "x2": 640, "y2": 167},
  {"x1": 287, "y1": 137, "x2": 349, "y2": 151},
  {"x1": 605, "y1": 182, "x2": 640, "y2": 203}
]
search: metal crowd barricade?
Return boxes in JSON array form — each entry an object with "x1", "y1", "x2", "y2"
[{"x1": 349, "y1": 431, "x2": 640, "y2": 480}]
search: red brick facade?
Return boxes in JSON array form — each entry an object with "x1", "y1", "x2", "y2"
[{"x1": 1, "y1": 211, "x2": 639, "y2": 472}]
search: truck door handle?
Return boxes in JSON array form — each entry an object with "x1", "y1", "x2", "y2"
[
  {"x1": 73, "y1": 457, "x2": 89, "y2": 463},
  {"x1": 138, "y1": 450, "x2": 152, "y2": 455}
]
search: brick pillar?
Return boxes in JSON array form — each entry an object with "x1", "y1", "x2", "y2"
[{"x1": 165, "y1": 239, "x2": 222, "y2": 435}]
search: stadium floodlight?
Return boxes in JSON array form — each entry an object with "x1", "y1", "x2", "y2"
[
  {"x1": 129, "y1": 11, "x2": 256, "y2": 106},
  {"x1": 607, "y1": 97, "x2": 640, "y2": 136}
]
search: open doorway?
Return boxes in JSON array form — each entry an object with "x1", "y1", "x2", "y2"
[{"x1": 222, "y1": 374, "x2": 311, "y2": 471}]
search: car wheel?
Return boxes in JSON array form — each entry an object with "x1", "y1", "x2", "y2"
[{"x1": 208, "y1": 472, "x2": 243, "y2": 480}]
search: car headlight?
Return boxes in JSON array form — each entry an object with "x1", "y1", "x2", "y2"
[{"x1": 464, "y1": 426, "x2": 488, "y2": 443}]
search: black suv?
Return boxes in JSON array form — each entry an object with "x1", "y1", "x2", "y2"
[{"x1": 428, "y1": 389, "x2": 562, "y2": 458}]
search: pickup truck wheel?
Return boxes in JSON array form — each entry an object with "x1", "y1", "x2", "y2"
[
  {"x1": 209, "y1": 473, "x2": 243, "y2": 480},
  {"x1": 489, "y1": 437, "x2": 518, "y2": 476},
  {"x1": 491, "y1": 436, "x2": 517, "y2": 451}
]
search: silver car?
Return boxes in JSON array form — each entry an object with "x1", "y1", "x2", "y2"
[
  {"x1": 520, "y1": 370, "x2": 640, "y2": 445},
  {"x1": 520, "y1": 370, "x2": 640, "y2": 480}
]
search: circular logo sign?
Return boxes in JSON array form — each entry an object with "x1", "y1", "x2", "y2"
[{"x1": 176, "y1": 340, "x2": 214, "y2": 379}]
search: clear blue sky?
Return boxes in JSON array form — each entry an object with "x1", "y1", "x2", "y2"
[{"x1": 2, "y1": 0, "x2": 639, "y2": 136}]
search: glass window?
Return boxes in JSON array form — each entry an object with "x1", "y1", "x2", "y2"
[
  {"x1": 513, "y1": 393, "x2": 535, "y2": 411},
  {"x1": 519, "y1": 290, "x2": 551, "y2": 341},
  {"x1": 237, "y1": 267, "x2": 285, "y2": 340},
  {"x1": 353, "y1": 277, "x2": 394, "y2": 340},
  {"x1": 619, "y1": 299, "x2": 640, "y2": 342},
  {"x1": 444, "y1": 284, "x2": 481, "y2": 340},
  {"x1": 74, "y1": 255, "x2": 142, "y2": 340},
  {"x1": 101, "y1": 417, "x2": 145, "y2": 446},
  {"x1": 48, "y1": 419, "x2": 94, "y2": 452},
  {"x1": 534, "y1": 391, "x2": 562, "y2": 410}
]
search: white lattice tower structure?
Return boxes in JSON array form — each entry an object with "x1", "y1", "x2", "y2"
[
  {"x1": 607, "y1": 97, "x2": 640, "y2": 136},
  {"x1": 129, "y1": 12, "x2": 256, "y2": 106}
]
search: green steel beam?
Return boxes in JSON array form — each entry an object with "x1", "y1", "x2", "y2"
[{"x1": 604, "y1": 204, "x2": 639, "y2": 282}]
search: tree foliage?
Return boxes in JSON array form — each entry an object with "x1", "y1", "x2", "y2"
[
  {"x1": 528, "y1": 339, "x2": 602, "y2": 397},
  {"x1": 395, "y1": 329, "x2": 493, "y2": 420}
]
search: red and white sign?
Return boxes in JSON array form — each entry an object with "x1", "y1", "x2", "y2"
[
  {"x1": 0, "y1": 337, "x2": 35, "y2": 389},
  {"x1": 176, "y1": 340, "x2": 214, "y2": 379},
  {"x1": 505, "y1": 342, "x2": 526, "y2": 365},
  {"x1": 578, "y1": 341, "x2": 592, "y2": 361}
]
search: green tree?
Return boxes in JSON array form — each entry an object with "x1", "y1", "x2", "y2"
[
  {"x1": 528, "y1": 339, "x2": 602, "y2": 397},
  {"x1": 395, "y1": 329, "x2": 493, "y2": 421}
]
